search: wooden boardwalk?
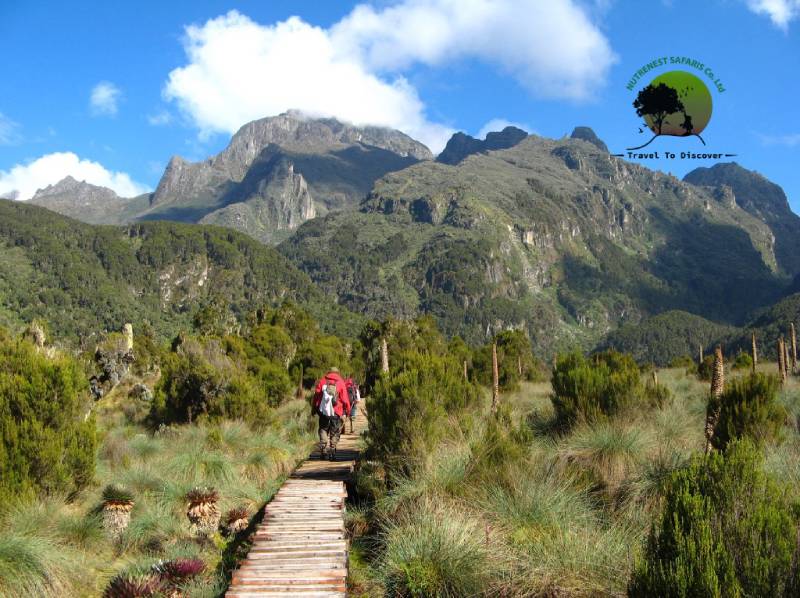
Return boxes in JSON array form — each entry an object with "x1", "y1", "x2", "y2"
[{"x1": 226, "y1": 411, "x2": 366, "y2": 597}]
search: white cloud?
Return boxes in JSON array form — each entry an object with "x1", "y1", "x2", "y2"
[
  {"x1": 0, "y1": 152, "x2": 149, "y2": 200},
  {"x1": 147, "y1": 110, "x2": 172, "y2": 126},
  {"x1": 331, "y1": 0, "x2": 616, "y2": 98},
  {"x1": 757, "y1": 131, "x2": 800, "y2": 146},
  {"x1": 477, "y1": 118, "x2": 532, "y2": 140},
  {"x1": 0, "y1": 112, "x2": 21, "y2": 145},
  {"x1": 90, "y1": 81, "x2": 122, "y2": 116},
  {"x1": 745, "y1": 0, "x2": 800, "y2": 28},
  {"x1": 164, "y1": 2, "x2": 614, "y2": 153}
]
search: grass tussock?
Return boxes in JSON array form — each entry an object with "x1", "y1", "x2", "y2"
[
  {"x1": 353, "y1": 369, "x2": 789, "y2": 597},
  {"x1": 0, "y1": 397, "x2": 313, "y2": 596}
]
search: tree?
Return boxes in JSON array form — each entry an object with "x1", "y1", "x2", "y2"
[
  {"x1": 627, "y1": 83, "x2": 685, "y2": 151},
  {"x1": 634, "y1": 83, "x2": 684, "y2": 135},
  {"x1": 0, "y1": 331, "x2": 96, "y2": 502}
]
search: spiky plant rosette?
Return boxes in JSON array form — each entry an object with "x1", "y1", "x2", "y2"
[
  {"x1": 152, "y1": 557, "x2": 205, "y2": 586},
  {"x1": 224, "y1": 505, "x2": 250, "y2": 533},
  {"x1": 102, "y1": 571, "x2": 162, "y2": 598},
  {"x1": 184, "y1": 486, "x2": 219, "y2": 505},
  {"x1": 102, "y1": 483, "x2": 135, "y2": 506}
]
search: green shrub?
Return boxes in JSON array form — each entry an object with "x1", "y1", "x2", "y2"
[
  {"x1": 0, "y1": 333, "x2": 96, "y2": 502},
  {"x1": 550, "y1": 350, "x2": 642, "y2": 429},
  {"x1": 367, "y1": 350, "x2": 480, "y2": 475},
  {"x1": 151, "y1": 338, "x2": 269, "y2": 426},
  {"x1": 697, "y1": 355, "x2": 715, "y2": 380},
  {"x1": 709, "y1": 373, "x2": 786, "y2": 452},
  {"x1": 473, "y1": 330, "x2": 544, "y2": 391},
  {"x1": 249, "y1": 358, "x2": 293, "y2": 407},
  {"x1": 732, "y1": 351, "x2": 753, "y2": 370},
  {"x1": 292, "y1": 335, "x2": 351, "y2": 388},
  {"x1": 669, "y1": 355, "x2": 695, "y2": 369},
  {"x1": 644, "y1": 382, "x2": 672, "y2": 409},
  {"x1": 247, "y1": 324, "x2": 295, "y2": 368},
  {"x1": 629, "y1": 440, "x2": 799, "y2": 597}
]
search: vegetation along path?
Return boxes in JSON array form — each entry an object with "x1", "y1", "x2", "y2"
[{"x1": 226, "y1": 410, "x2": 367, "y2": 597}]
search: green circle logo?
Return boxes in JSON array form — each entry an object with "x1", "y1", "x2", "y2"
[{"x1": 628, "y1": 70, "x2": 712, "y2": 150}]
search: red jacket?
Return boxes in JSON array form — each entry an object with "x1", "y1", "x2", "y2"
[{"x1": 313, "y1": 372, "x2": 351, "y2": 418}]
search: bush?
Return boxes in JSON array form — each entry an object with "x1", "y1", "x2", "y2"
[
  {"x1": 732, "y1": 351, "x2": 753, "y2": 370},
  {"x1": 367, "y1": 350, "x2": 480, "y2": 474},
  {"x1": 669, "y1": 355, "x2": 695, "y2": 369},
  {"x1": 292, "y1": 335, "x2": 351, "y2": 388},
  {"x1": 697, "y1": 355, "x2": 715, "y2": 380},
  {"x1": 0, "y1": 333, "x2": 96, "y2": 502},
  {"x1": 643, "y1": 382, "x2": 672, "y2": 409},
  {"x1": 550, "y1": 350, "x2": 642, "y2": 429},
  {"x1": 473, "y1": 330, "x2": 543, "y2": 391},
  {"x1": 150, "y1": 337, "x2": 269, "y2": 425},
  {"x1": 629, "y1": 440, "x2": 799, "y2": 597},
  {"x1": 709, "y1": 373, "x2": 786, "y2": 452},
  {"x1": 379, "y1": 503, "x2": 492, "y2": 597}
]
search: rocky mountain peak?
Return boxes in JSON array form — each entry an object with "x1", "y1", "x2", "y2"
[
  {"x1": 150, "y1": 112, "x2": 433, "y2": 208},
  {"x1": 32, "y1": 176, "x2": 120, "y2": 202},
  {"x1": 436, "y1": 126, "x2": 529, "y2": 165},
  {"x1": 684, "y1": 162, "x2": 792, "y2": 215},
  {"x1": 570, "y1": 126, "x2": 608, "y2": 152}
]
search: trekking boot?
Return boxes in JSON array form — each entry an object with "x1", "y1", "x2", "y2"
[{"x1": 329, "y1": 448, "x2": 336, "y2": 461}]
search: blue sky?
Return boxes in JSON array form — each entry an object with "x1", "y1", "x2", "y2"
[{"x1": 1, "y1": 0, "x2": 799, "y2": 211}]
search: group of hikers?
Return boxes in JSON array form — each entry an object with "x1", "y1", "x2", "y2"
[{"x1": 311, "y1": 368, "x2": 361, "y2": 461}]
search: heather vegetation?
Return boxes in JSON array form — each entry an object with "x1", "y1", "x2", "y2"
[
  {"x1": 0, "y1": 302, "x2": 331, "y2": 596},
  {"x1": 347, "y1": 320, "x2": 800, "y2": 597}
]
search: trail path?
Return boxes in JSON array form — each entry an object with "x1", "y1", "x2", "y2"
[{"x1": 225, "y1": 410, "x2": 366, "y2": 597}]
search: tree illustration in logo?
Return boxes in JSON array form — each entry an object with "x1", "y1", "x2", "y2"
[{"x1": 627, "y1": 71, "x2": 712, "y2": 150}]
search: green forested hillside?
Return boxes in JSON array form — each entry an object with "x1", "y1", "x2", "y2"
[
  {"x1": 600, "y1": 310, "x2": 736, "y2": 365},
  {"x1": 281, "y1": 136, "x2": 791, "y2": 356},
  {"x1": 0, "y1": 200, "x2": 360, "y2": 341}
]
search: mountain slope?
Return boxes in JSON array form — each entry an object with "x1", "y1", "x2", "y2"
[
  {"x1": 0, "y1": 199, "x2": 359, "y2": 341},
  {"x1": 28, "y1": 176, "x2": 150, "y2": 225},
  {"x1": 281, "y1": 133, "x2": 792, "y2": 355},
  {"x1": 684, "y1": 162, "x2": 800, "y2": 276},
  {"x1": 137, "y1": 112, "x2": 431, "y2": 230},
  {"x1": 436, "y1": 126, "x2": 528, "y2": 165}
]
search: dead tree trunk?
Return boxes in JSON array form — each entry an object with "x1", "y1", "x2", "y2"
[
  {"x1": 463, "y1": 360, "x2": 468, "y2": 381},
  {"x1": 751, "y1": 331, "x2": 758, "y2": 373},
  {"x1": 491, "y1": 342, "x2": 500, "y2": 413},
  {"x1": 295, "y1": 364, "x2": 305, "y2": 401},
  {"x1": 380, "y1": 338, "x2": 389, "y2": 374},
  {"x1": 778, "y1": 337, "x2": 787, "y2": 385},
  {"x1": 791, "y1": 323, "x2": 797, "y2": 374},
  {"x1": 699, "y1": 344, "x2": 704, "y2": 366},
  {"x1": 705, "y1": 345, "x2": 724, "y2": 455}
]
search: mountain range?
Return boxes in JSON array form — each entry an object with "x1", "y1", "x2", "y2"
[{"x1": 11, "y1": 112, "x2": 800, "y2": 360}]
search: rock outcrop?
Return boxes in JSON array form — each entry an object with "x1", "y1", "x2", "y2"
[
  {"x1": 437, "y1": 126, "x2": 528, "y2": 165},
  {"x1": 570, "y1": 126, "x2": 609, "y2": 152}
]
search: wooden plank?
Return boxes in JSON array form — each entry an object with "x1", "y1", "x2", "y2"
[{"x1": 225, "y1": 410, "x2": 366, "y2": 597}]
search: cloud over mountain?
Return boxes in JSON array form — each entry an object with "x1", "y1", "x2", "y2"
[
  {"x1": 164, "y1": 1, "x2": 615, "y2": 153},
  {"x1": 0, "y1": 152, "x2": 148, "y2": 200}
]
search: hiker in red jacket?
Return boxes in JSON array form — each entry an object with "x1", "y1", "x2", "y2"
[
  {"x1": 312, "y1": 368, "x2": 351, "y2": 461},
  {"x1": 345, "y1": 377, "x2": 361, "y2": 434}
]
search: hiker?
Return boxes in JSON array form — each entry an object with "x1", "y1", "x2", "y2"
[
  {"x1": 312, "y1": 368, "x2": 350, "y2": 461},
  {"x1": 345, "y1": 378, "x2": 361, "y2": 434}
]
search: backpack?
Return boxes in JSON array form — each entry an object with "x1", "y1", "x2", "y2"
[{"x1": 326, "y1": 382, "x2": 338, "y2": 406}]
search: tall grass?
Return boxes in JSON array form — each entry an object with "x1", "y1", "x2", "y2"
[
  {"x1": 379, "y1": 500, "x2": 496, "y2": 597},
  {"x1": 0, "y1": 398, "x2": 314, "y2": 596},
  {"x1": 354, "y1": 371, "x2": 731, "y2": 597}
]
